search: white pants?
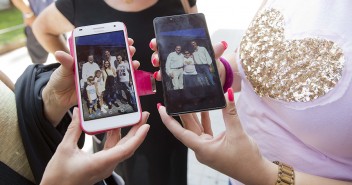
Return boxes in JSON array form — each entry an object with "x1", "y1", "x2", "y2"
[{"x1": 170, "y1": 68, "x2": 183, "y2": 90}]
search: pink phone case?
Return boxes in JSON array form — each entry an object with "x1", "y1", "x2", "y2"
[{"x1": 68, "y1": 31, "x2": 155, "y2": 135}]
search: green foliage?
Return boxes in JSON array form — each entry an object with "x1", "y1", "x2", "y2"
[{"x1": 0, "y1": 7, "x2": 25, "y2": 46}]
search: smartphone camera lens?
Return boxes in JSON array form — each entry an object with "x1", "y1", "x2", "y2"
[
  {"x1": 114, "y1": 25, "x2": 116, "y2": 27},
  {"x1": 79, "y1": 29, "x2": 82, "y2": 31}
]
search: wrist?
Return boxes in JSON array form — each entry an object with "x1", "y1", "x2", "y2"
[
  {"x1": 23, "y1": 12, "x2": 34, "y2": 19},
  {"x1": 42, "y1": 86, "x2": 71, "y2": 127}
]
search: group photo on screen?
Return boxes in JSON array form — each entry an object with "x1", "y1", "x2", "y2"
[
  {"x1": 76, "y1": 45, "x2": 137, "y2": 121},
  {"x1": 158, "y1": 28, "x2": 220, "y2": 103}
]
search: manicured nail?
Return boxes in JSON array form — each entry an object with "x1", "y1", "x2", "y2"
[
  {"x1": 227, "y1": 88, "x2": 234, "y2": 102},
  {"x1": 157, "y1": 103, "x2": 162, "y2": 110},
  {"x1": 221, "y1": 41, "x2": 228, "y2": 50},
  {"x1": 152, "y1": 58, "x2": 157, "y2": 66},
  {"x1": 153, "y1": 71, "x2": 158, "y2": 79},
  {"x1": 149, "y1": 41, "x2": 153, "y2": 50}
]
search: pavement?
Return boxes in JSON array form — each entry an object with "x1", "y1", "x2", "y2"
[{"x1": 0, "y1": 1, "x2": 262, "y2": 184}]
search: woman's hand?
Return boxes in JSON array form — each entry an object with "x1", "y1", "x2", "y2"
[
  {"x1": 157, "y1": 88, "x2": 277, "y2": 185},
  {"x1": 43, "y1": 39, "x2": 137, "y2": 126},
  {"x1": 40, "y1": 108, "x2": 150, "y2": 185}
]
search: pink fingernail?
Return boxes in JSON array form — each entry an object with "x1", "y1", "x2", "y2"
[
  {"x1": 157, "y1": 103, "x2": 162, "y2": 110},
  {"x1": 227, "y1": 88, "x2": 234, "y2": 102},
  {"x1": 152, "y1": 58, "x2": 157, "y2": 66},
  {"x1": 221, "y1": 41, "x2": 228, "y2": 50},
  {"x1": 153, "y1": 71, "x2": 158, "y2": 79},
  {"x1": 149, "y1": 41, "x2": 153, "y2": 50}
]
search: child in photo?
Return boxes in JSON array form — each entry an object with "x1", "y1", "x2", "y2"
[
  {"x1": 183, "y1": 50, "x2": 198, "y2": 88},
  {"x1": 94, "y1": 70, "x2": 107, "y2": 114},
  {"x1": 86, "y1": 76, "x2": 98, "y2": 119}
]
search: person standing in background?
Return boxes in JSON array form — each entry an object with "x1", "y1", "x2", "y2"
[{"x1": 11, "y1": 0, "x2": 55, "y2": 64}]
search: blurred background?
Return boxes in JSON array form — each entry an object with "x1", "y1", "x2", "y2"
[{"x1": 0, "y1": 0, "x2": 262, "y2": 184}]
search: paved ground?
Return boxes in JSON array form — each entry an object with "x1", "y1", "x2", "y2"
[{"x1": 0, "y1": 1, "x2": 262, "y2": 184}]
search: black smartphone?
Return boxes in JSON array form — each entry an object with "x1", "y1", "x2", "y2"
[{"x1": 153, "y1": 13, "x2": 226, "y2": 115}]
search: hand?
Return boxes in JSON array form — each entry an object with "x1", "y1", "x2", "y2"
[
  {"x1": 43, "y1": 39, "x2": 137, "y2": 126},
  {"x1": 157, "y1": 88, "x2": 276, "y2": 185},
  {"x1": 40, "y1": 108, "x2": 150, "y2": 185},
  {"x1": 150, "y1": 39, "x2": 227, "y2": 81},
  {"x1": 24, "y1": 15, "x2": 36, "y2": 27}
]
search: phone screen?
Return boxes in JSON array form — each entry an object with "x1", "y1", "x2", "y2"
[
  {"x1": 75, "y1": 31, "x2": 138, "y2": 121},
  {"x1": 154, "y1": 13, "x2": 226, "y2": 115}
]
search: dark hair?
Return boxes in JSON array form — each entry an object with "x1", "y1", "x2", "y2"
[
  {"x1": 87, "y1": 76, "x2": 94, "y2": 82},
  {"x1": 94, "y1": 70, "x2": 101, "y2": 77}
]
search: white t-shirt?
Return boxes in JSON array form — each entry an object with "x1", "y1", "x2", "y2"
[
  {"x1": 94, "y1": 76, "x2": 105, "y2": 94},
  {"x1": 117, "y1": 62, "x2": 130, "y2": 83},
  {"x1": 165, "y1": 51, "x2": 184, "y2": 75},
  {"x1": 86, "y1": 84, "x2": 97, "y2": 101},
  {"x1": 192, "y1": 46, "x2": 212, "y2": 65},
  {"x1": 82, "y1": 62, "x2": 100, "y2": 82},
  {"x1": 232, "y1": 0, "x2": 352, "y2": 184}
]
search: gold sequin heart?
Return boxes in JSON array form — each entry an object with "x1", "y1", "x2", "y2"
[{"x1": 240, "y1": 9, "x2": 345, "y2": 102}]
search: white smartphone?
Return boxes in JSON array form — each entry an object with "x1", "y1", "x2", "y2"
[{"x1": 71, "y1": 22, "x2": 141, "y2": 134}]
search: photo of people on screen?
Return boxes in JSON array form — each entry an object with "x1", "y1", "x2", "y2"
[
  {"x1": 164, "y1": 40, "x2": 216, "y2": 91},
  {"x1": 75, "y1": 31, "x2": 137, "y2": 121}
]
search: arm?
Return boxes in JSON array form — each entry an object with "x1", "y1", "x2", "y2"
[
  {"x1": 158, "y1": 90, "x2": 352, "y2": 185},
  {"x1": 165, "y1": 54, "x2": 172, "y2": 76},
  {"x1": 86, "y1": 87, "x2": 91, "y2": 102},
  {"x1": 11, "y1": 0, "x2": 36, "y2": 26},
  {"x1": 0, "y1": 70, "x2": 14, "y2": 91},
  {"x1": 81, "y1": 65, "x2": 88, "y2": 82},
  {"x1": 32, "y1": 4, "x2": 73, "y2": 53}
]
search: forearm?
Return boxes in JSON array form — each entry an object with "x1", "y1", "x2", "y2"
[
  {"x1": 11, "y1": 0, "x2": 32, "y2": 14},
  {"x1": 232, "y1": 159, "x2": 352, "y2": 185},
  {"x1": 32, "y1": 4, "x2": 73, "y2": 54},
  {"x1": 33, "y1": 28, "x2": 68, "y2": 54},
  {"x1": 0, "y1": 70, "x2": 14, "y2": 91},
  {"x1": 223, "y1": 157, "x2": 352, "y2": 185}
]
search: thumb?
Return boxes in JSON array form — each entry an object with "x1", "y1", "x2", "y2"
[
  {"x1": 55, "y1": 51, "x2": 75, "y2": 75},
  {"x1": 222, "y1": 88, "x2": 243, "y2": 132},
  {"x1": 214, "y1": 41, "x2": 228, "y2": 59},
  {"x1": 62, "y1": 107, "x2": 82, "y2": 145}
]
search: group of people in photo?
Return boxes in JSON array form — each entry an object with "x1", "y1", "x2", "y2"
[
  {"x1": 165, "y1": 40, "x2": 215, "y2": 90},
  {"x1": 78, "y1": 49, "x2": 136, "y2": 119}
]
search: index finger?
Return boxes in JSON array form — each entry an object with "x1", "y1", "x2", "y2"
[{"x1": 158, "y1": 105, "x2": 201, "y2": 150}]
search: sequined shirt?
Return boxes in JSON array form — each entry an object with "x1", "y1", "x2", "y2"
[{"x1": 233, "y1": 0, "x2": 352, "y2": 183}]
